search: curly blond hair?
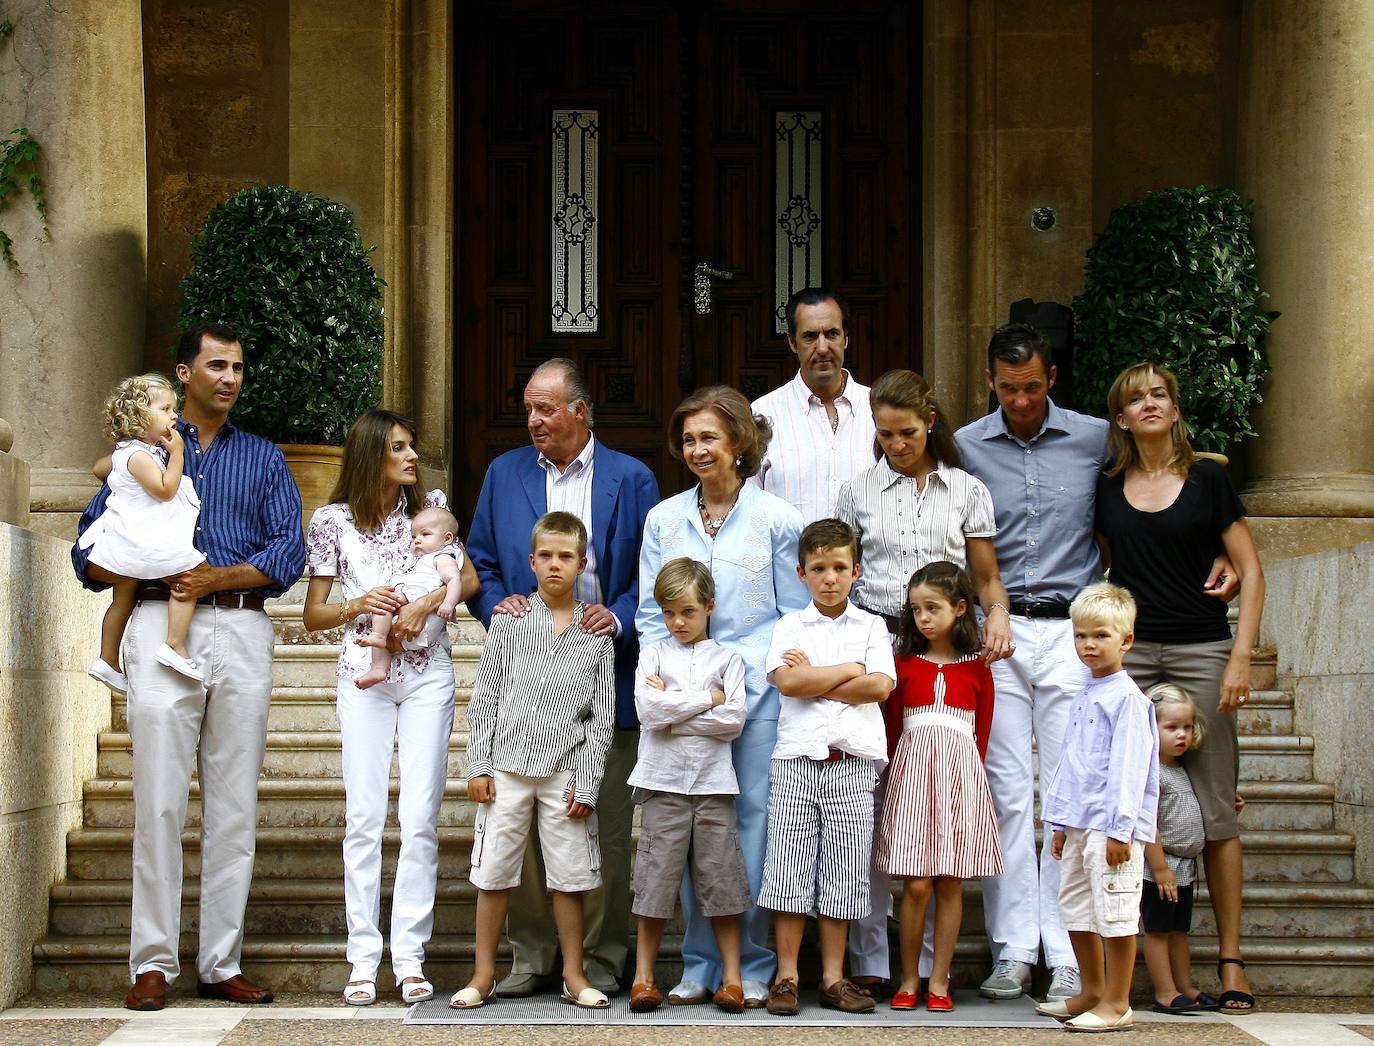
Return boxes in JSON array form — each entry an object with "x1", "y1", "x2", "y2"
[{"x1": 103, "y1": 373, "x2": 177, "y2": 444}]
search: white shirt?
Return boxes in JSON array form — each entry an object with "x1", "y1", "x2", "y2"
[
  {"x1": 836, "y1": 458, "x2": 997, "y2": 617},
  {"x1": 538, "y1": 435, "x2": 606, "y2": 610},
  {"x1": 765, "y1": 601, "x2": 896, "y2": 765},
  {"x1": 752, "y1": 370, "x2": 876, "y2": 525},
  {"x1": 629, "y1": 637, "x2": 748, "y2": 795}
]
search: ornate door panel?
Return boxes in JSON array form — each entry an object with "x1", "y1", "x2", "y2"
[
  {"x1": 456, "y1": 3, "x2": 683, "y2": 521},
  {"x1": 690, "y1": 5, "x2": 916, "y2": 405},
  {"x1": 456, "y1": 1, "x2": 917, "y2": 519}
]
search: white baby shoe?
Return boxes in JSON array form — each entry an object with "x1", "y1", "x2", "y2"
[
  {"x1": 87, "y1": 658, "x2": 129, "y2": 693},
  {"x1": 155, "y1": 644, "x2": 204, "y2": 682}
]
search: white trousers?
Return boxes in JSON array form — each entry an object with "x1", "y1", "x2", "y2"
[
  {"x1": 979, "y1": 615, "x2": 1085, "y2": 970},
  {"x1": 847, "y1": 782, "x2": 892, "y2": 978},
  {"x1": 336, "y1": 659, "x2": 455, "y2": 982},
  {"x1": 124, "y1": 601, "x2": 275, "y2": 984}
]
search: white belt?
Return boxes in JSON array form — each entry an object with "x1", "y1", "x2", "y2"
[{"x1": 902, "y1": 710, "x2": 973, "y2": 739}]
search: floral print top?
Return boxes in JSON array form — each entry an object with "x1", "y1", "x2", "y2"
[{"x1": 306, "y1": 488, "x2": 453, "y2": 683}]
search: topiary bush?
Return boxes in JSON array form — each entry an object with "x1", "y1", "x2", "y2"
[
  {"x1": 1072, "y1": 186, "x2": 1277, "y2": 453},
  {"x1": 179, "y1": 185, "x2": 385, "y2": 445}
]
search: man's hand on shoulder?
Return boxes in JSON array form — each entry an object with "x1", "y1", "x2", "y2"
[
  {"x1": 581, "y1": 603, "x2": 617, "y2": 637},
  {"x1": 493, "y1": 593, "x2": 531, "y2": 618}
]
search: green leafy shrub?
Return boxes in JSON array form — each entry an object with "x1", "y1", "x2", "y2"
[
  {"x1": 179, "y1": 185, "x2": 385, "y2": 445},
  {"x1": 1072, "y1": 186, "x2": 1277, "y2": 453}
]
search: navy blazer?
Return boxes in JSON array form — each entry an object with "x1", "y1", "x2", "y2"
[{"x1": 465, "y1": 440, "x2": 660, "y2": 729}]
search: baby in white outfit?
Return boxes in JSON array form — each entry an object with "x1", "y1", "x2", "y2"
[{"x1": 355, "y1": 506, "x2": 465, "y2": 689}]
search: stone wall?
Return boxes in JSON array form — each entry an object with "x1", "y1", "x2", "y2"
[
  {"x1": 0, "y1": 0, "x2": 147, "y2": 539},
  {"x1": 1091, "y1": 0, "x2": 1242, "y2": 231},
  {"x1": 143, "y1": 0, "x2": 290, "y2": 362},
  {"x1": 0, "y1": 522, "x2": 108, "y2": 1008},
  {"x1": 1262, "y1": 540, "x2": 1374, "y2": 883}
]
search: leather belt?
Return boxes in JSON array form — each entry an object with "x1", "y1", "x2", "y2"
[
  {"x1": 1009, "y1": 599, "x2": 1071, "y2": 619},
  {"x1": 822, "y1": 748, "x2": 858, "y2": 762},
  {"x1": 135, "y1": 583, "x2": 266, "y2": 612}
]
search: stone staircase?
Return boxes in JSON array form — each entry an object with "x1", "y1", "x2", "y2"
[{"x1": 30, "y1": 591, "x2": 1374, "y2": 995}]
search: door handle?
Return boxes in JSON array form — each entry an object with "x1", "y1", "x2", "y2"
[{"x1": 693, "y1": 261, "x2": 735, "y2": 315}]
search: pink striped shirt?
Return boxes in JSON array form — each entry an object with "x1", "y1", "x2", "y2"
[{"x1": 751, "y1": 370, "x2": 876, "y2": 525}]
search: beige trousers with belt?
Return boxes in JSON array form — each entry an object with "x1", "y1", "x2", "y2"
[{"x1": 123, "y1": 600, "x2": 274, "y2": 984}]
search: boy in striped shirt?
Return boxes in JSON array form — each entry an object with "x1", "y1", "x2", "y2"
[{"x1": 453, "y1": 511, "x2": 616, "y2": 1011}]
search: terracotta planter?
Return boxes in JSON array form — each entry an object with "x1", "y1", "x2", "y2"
[{"x1": 281, "y1": 443, "x2": 344, "y2": 536}]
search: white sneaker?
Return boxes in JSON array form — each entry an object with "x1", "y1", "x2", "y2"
[
  {"x1": 155, "y1": 643, "x2": 204, "y2": 682},
  {"x1": 980, "y1": 958, "x2": 1034, "y2": 999},
  {"x1": 87, "y1": 659, "x2": 128, "y2": 693},
  {"x1": 1046, "y1": 965, "x2": 1081, "y2": 1001}
]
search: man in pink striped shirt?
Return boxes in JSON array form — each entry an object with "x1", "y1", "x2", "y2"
[{"x1": 751, "y1": 289, "x2": 876, "y2": 526}]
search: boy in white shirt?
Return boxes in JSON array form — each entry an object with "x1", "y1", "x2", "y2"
[
  {"x1": 626, "y1": 558, "x2": 750, "y2": 1015},
  {"x1": 759, "y1": 519, "x2": 896, "y2": 1016},
  {"x1": 1040, "y1": 582, "x2": 1159, "y2": 1033}
]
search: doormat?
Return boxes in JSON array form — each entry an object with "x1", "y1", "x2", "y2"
[{"x1": 405, "y1": 989, "x2": 1057, "y2": 1027}]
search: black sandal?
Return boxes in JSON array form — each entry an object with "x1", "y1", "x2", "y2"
[{"x1": 1216, "y1": 958, "x2": 1256, "y2": 1014}]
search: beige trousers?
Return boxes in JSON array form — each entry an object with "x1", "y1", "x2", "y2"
[{"x1": 124, "y1": 600, "x2": 274, "y2": 984}]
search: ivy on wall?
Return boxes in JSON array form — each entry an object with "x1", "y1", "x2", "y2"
[{"x1": 0, "y1": 15, "x2": 47, "y2": 271}]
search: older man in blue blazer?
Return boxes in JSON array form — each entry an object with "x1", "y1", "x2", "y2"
[{"x1": 465, "y1": 357, "x2": 659, "y2": 997}]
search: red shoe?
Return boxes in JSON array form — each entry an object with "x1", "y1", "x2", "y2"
[
  {"x1": 926, "y1": 992, "x2": 955, "y2": 1012},
  {"x1": 890, "y1": 990, "x2": 920, "y2": 1010}
]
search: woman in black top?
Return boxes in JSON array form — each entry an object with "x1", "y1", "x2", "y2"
[{"x1": 1095, "y1": 362, "x2": 1265, "y2": 1015}]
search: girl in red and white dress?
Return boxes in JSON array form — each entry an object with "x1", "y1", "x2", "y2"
[{"x1": 876, "y1": 560, "x2": 1003, "y2": 1013}]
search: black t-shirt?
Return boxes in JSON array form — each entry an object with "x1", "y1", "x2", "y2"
[{"x1": 1095, "y1": 458, "x2": 1245, "y2": 644}]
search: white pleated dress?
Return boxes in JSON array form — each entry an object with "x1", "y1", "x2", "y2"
[{"x1": 77, "y1": 440, "x2": 205, "y2": 577}]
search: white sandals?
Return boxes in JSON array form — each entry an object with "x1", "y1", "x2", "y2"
[
  {"x1": 449, "y1": 982, "x2": 496, "y2": 1009},
  {"x1": 342, "y1": 979, "x2": 376, "y2": 1006},
  {"x1": 399, "y1": 977, "x2": 435, "y2": 1004}
]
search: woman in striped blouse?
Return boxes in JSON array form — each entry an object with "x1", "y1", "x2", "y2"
[{"x1": 836, "y1": 369, "x2": 1015, "y2": 661}]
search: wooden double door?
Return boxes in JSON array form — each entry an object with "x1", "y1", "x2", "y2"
[{"x1": 456, "y1": 0, "x2": 920, "y2": 519}]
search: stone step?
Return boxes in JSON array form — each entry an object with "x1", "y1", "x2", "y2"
[
  {"x1": 1238, "y1": 689, "x2": 1292, "y2": 736},
  {"x1": 267, "y1": 603, "x2": 488, "y2": 647},
  {"x1": 48, "y1": 872, "x2": 1374, "y2": 942},
  {"x1": 89, "y1": 728, "x2": 1316, "y2": 784},
  {"x1": 272, "y1": 644, "x2": 483, "y2": 689},
  {"x1": 94, "y1": 731, "x2": 472, "y2": 780},
  {"x1": 62, "y1": 824, "x2": 1355, "y2": 884},
  {"x1": 79, "y1": 775, "x2": 1334, "y2": 836},
  {"x1": 31, "y1": 932, "x2": 1374, "y2": 997},
  {"x1": 111, "y1": 686, "x2": 474, "y2": 733}
]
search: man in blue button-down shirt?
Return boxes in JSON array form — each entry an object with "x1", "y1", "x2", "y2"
[
  {"x1": 954, "y1": 324, "x2": 1234, "y2": 1003},
  {"x1": 73, "y1": 322, "x2": 304, "y2": 1012}
]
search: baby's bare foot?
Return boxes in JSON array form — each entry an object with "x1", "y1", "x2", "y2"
[{"x1": 355, "y1": 667, "x2": 387, "y2": 690}]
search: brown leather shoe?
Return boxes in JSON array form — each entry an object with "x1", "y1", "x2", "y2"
[
  {"x1": 125, "y1": 970, "x2": 166, "y2": 1011},
  {"x1": 629, "y1": 981, "x2": 663, "y2": 1013},
  {"x1": 196, "y1": 974, "x2": 275, "y2": 1004},
  {"x1": 713, "y1": 982, "x2": 745, "y2": 1014},
  {"x1": 766, "y1": 977, "x2": 801, "y2": 1016},
  {"x1": 819, "y1": 977, "x2": 876, "y2": 1014}
]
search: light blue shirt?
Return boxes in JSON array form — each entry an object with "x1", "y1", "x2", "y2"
[
  {"x1": 1042, "y1": 670, "x2": 1160, "y2": 844},
  {"x1": 954, "y1": 400, "x2": 1110, "y2": 603},
  {"x1": 636, "y1": 483, "x2": 809, "y2": 721}
]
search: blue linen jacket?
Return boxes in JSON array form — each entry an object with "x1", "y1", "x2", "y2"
[{"x1": 464, "y1": 440, "x2": 659, "y2": 730}]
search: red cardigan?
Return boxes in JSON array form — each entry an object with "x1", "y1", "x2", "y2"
[{"x1": 884, "y1": 654, "x2": 995, "y2": 762}]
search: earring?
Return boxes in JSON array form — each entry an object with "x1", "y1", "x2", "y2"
[{"x1": 736, "y1": 456, "x2": 742, "y2": 467}]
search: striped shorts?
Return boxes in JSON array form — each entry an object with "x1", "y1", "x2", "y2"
[{"x1": 757, "y1": 755, "x2": 878, "y2": 921}]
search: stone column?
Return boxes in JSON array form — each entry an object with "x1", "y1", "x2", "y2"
[
  {"x1": 0, "y1": 0, "x2": 147, "y2": 539},
  {"x1": 1238, "y1": 0, "x2": 1374, "y2": 555},
  {"x1": 0, "y1": 418, "x2": 30, "y2": 528}
]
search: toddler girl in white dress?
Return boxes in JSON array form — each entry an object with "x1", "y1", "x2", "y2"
[{"x1": 79, "y1": 373, "x2": 207, "y2": 689}]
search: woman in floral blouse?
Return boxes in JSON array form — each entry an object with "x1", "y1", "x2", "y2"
[{"x1": 303, "y1": 410, "x2": 479, "y2": 1006}]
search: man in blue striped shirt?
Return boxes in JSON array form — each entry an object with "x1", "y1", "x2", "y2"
[{"x1": 73, "y1": 322, "x2": 304, "y2": 1012}]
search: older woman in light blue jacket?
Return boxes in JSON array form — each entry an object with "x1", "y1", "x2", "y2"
[{"x1": 636, "y1": 385, "x2": 808, "y2": 1008}]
